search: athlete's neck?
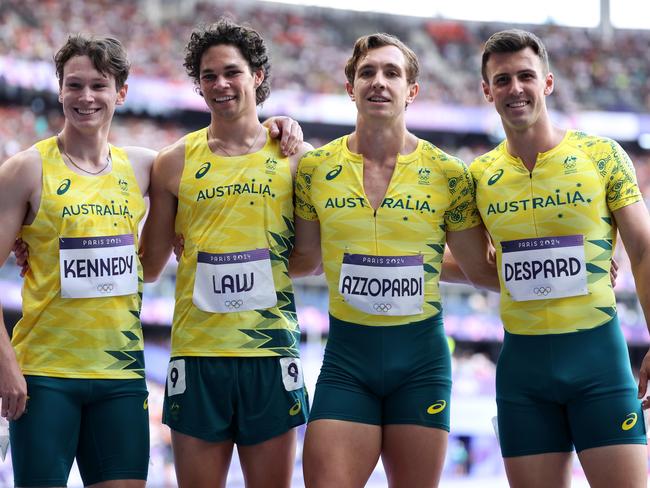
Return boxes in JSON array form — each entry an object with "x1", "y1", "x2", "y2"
[
  {"x1": 58, "y1": 124, "x2": 111, "y2": 164},
  {"x1": 207, "y1": 116, "x2": 265, "y2": 154},
  {"x1": 505, "y1": 121, "x2": 565, "y2": 171},
  {"x1": 350, "y1": 120, "x2": 417, "y2": 164}
]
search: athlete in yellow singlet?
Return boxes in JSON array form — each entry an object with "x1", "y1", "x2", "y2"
[
  {"x1": 291, "y1": 33, "x2": 497, "y2": 488},
  {"x1": 0, "y1": 35, "x2": 156, "y2": 487},
  {"x1": 295, "y1": 135, "x2": 481, "y2": 327},
  {"x1": 139, "y1": 19, "x2": 311, "y2": 488},
  {"x1": 476, "y1": 29, "x2": 650, "y2": 488}
]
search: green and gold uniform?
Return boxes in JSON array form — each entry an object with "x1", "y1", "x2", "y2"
[
  {"x1": 295, "y1": 136, "x2": 479, "y2": 427},
  {"x1": 11, "y1": 137, "x2": 149, "y2": 486},
  {"x1": 162, "y1": 128, "x2": 307, "y2": 444},
  {"x1": 472, "y1": 130, "x2": 646, "y2": 455}
]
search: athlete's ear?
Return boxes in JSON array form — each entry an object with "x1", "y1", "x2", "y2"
[
  {"x1": 116, "y1": 83, "x2": 128, "y2": 106},
  {"x1": 345, "y1": 81, "x2": 354, "y2": 101},
  {"x1": 58, "y1": 90, "x2": 63, "y2": 104},
  {"x1": 406, "y1": 82, "x2": 419, "y2": 105},
  {"x1": 482, "y1": 81, "x2": 493, "y2": 102},
  {"x1": 543, "y1": 72, "x2": 554, "y2": 96},
  {"x1": 253, "y1": 68, "x2": 264, "y2": 89}
]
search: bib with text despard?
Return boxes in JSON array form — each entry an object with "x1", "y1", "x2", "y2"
[
  {"x1": 501, "y1": 235, "x2": 588, "y2": 301},
  {"x1": 339, "y1": 253, "x2": 423, "y2": 316},
  {"x1": 193, "y1": 248, "x2": 277, "y2": 313},
  {"x1": 59, "y1": 234, "x2": 138, "y2": 299}
]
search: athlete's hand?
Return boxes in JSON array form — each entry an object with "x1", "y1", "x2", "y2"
[
  {"x1": 0, "y1": 354, "x2": 27, "y2": 420},
  {"x1": 12, "y1": 238, "x2": 29, "y2": 277},
  {"x1": 610, "y1": 258, "x2": 618, "y2": 288},
  {"x1": 637, "y1": 348, "x2": 650, "y2": 409},
  {"x1": 173, "y1": 234, "x2": 185, "y2": 262},
  {"x1": 265, "y1": 116, "x2": 303, "y2": 157}
]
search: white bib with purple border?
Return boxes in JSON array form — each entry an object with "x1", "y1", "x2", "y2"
[
  {"x1": 501, "y1": 235, "x2": 588, "y2": 302},
  {"x1": 192, "y1": 248, "x2": 277, "y2": 313},
  {"x1": 59, "y1": 234, "x2": 138, "y2": 299},
  {"x1": 338, "y1": 253, "x2": 424, "y2": 316}
]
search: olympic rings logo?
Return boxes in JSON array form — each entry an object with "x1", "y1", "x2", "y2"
[
  {"x1": 224, "y1": 299, "x2": 244, "y2": 309},
  {"x1": 97, "y1": 283, "x2": 115, "y2": 293},
  {"x1": 373, "y1": 303, "x2": 392, "y2": 313},
  {"x1": 533, "y1": 286, "x2": 552, "y2": 296}
]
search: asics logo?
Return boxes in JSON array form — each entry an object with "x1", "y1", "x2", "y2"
[
  {"x1": 96, "y1": 283, "x2": 114, "y2": 293},
  {"x1": 224, "y1": 299, "x2": 243, "y2": 309},
  {"x1": 487, "y1": 169, "x2": 504, "y2": 186},
  {"x1": 57, "y1": 178, "x2": 71, "y2": 195},
  {"x1": 195, "y1": 162, "x2": 211, "y2": 179},
  {"x1": 533, "y1": 286, "x2": 551, "y2": 296},
  {"x1": 325, "y1": 165, "x2": 342, "y2": 180},
  {"x1": 621, "y1": 413, "x2": 638, "y2": 431},
  {"x1": 373, "y1": 303, "x2": 392, "y2": 313},
  {"x1": 427, "y1": 400, "x2": 447, "y2": 415},
  {"x1": 289, "y1": 399, "x2": 301, "y2": 416}
]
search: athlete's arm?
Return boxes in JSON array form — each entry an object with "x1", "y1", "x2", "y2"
[
  {"x1": 290, "y1": 216, "x2": 322, "y2": 277},
  {"x1": 446, "y1": 225, "x2": 499, "y2": 291},
  {"x1": 123, "y1": 146, "x2": 157, "y2": 197},
  {"x1": 613, "y1": 201, "x2": 650, "y2": 407},
  {"x1": 263, "y1": 116, "x2": 304, "y2": 157},
  {"x1": 0, "y1": 149, "x2": 39, "y2": 420},
  {"x1": 139, "y1": 141, "x2": 183, "y2": 282}
]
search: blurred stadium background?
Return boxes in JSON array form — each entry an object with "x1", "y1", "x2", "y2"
[{"x1": 0, "y1": 0, "x2": 649, "y2": 485}]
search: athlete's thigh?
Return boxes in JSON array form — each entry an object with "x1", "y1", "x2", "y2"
[
  {"x1": 10, "y1": 376, "x2": 82, "y2": 487},
  {"x1": 309, "y1": 319, "x2": 382, "y2": 424},
  {"x1": 171, "y1": 430, "x2": 234, "y2": 488},
  {"x1": 381, "y1": 424, "x2": 447, "y2": 488},
  {"x1": 565, "y1": 320, "x2": 646, "y2": 452},
  {"x1": 503, "y1": 452, "x2": 573, "y2": 488},
  {"x1": 238, "y1": 429, "x2": 297, "y2": 488},
  {"x1": 162, "y1": 356, "x2": 235, "y2": 443},
  {"x1": 382, "y1": 319, "x2": 451, "y2": 429},
  {"x1": 303, "y1": 419, "x2": 381, "y2": 488},
  {"x1": 76, "y1": 379, "x2": 149, "y2": 486},
  {"x1": 578, "y1": 444, "x2": 648, "y2": 488},
  {"x1": 234, "y1": 357, "x2": 308, "y2": 445},
  {"x1": 496, "y1": 333, "x2": 572, "y2": 456}
]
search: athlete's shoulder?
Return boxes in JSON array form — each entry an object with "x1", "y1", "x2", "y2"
[
  {"x1": 157, "y1": 134, "x2": 189, "y2": 163},
  {"x1": 469, "y1": 142, "x2": 505, "y2": 180},
  {"x1": 563, "y1": 129, "x2": 615, "y2": 155},
  {"x1": 419, "y1": 140, "x2": 467, "y2": 170},
  {"x1": 0, "y1": 145, "x2": 42, "y2": 199},
  {"x1": 300, "y1": 137, "x2": 346, "y2": 166}
]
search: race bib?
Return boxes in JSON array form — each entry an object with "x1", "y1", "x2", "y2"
[
  {"x1": 501, "y1": 235, "x2": 588, "y2": 301},
  {"x1": 192, "y1": 248, "x2": 277, "y2": 313},
  {"x1": 59, "y1": 234, "x2": 138, "y2": 299},
  {"x1": 279, "y1": 357, "x2": 304, "y2": 392},
  {"x1": 338, "y1": 253, "x2": 423, "y2": 316}
]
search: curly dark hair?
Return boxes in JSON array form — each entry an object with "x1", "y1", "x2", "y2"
[
  {"x1": 54, "y1": 34, "x2": 130, "y2": 90},
  {"x1": 184, "y1": 18, "x2": 271, "y2": 105}
]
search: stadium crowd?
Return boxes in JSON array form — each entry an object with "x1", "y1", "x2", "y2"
[{"x1": 1, "y1": 0, "x2": 650, "y2": 111}]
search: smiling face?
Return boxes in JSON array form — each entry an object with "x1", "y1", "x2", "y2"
[
  {"x1": 59, "y1": 55, "x2": 126, "y2": 133},
  {"x1": 482, "y1": 47, "x2": 554, "y2": 133},
  {"x1": 198, "y1": 44, "x2": 263, "y2": 121},
  {"x1": 346, "y1": 45, "x2": 419, "y2": 120}
]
